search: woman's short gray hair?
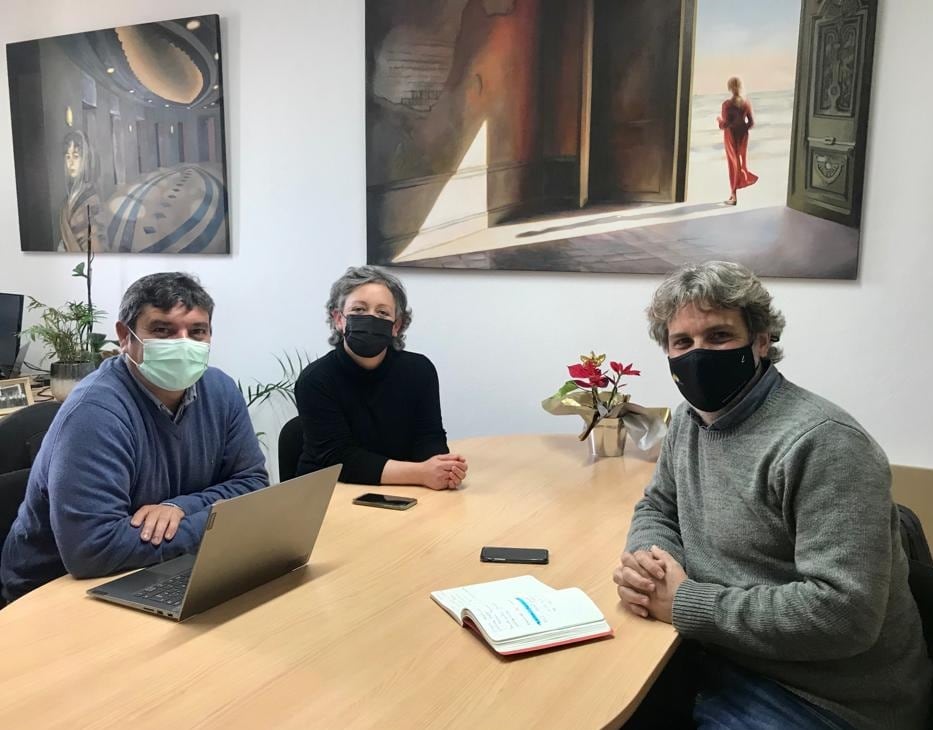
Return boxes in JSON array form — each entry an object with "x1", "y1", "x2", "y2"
[
  {"x1": 326, "y1": 265, "x2": 413, "y2": 350},
  {"x1": 646, "y1": 261, "x2": 786, "y2": 363}
]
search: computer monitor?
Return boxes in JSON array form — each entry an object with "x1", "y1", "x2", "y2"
[{"x1": 0, "y1": 293, "x2": 25, "y2": 379}]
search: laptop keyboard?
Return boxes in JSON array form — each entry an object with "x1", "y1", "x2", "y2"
[{"x1": 132, "y1": 571, "x2": 192, "y2": 607}]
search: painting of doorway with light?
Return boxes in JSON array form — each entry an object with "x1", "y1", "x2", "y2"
[{"x1": 366, "y1": 0, "x2": 876, "y2": 279}]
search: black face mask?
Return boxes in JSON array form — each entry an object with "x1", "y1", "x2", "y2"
[
  {"x1": 343, "y1": 314, "x2": 394, "y2": 358},
  {"x1": 668, "y1": 344, "x2": 757, "y2": 412}
]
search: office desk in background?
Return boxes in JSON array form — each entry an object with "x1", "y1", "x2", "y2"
[{"x1": 0, "y1": 434, "x2": 677, "y2": 729}]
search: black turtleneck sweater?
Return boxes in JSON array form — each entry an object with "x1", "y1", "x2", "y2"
[{"x1": 294, "y1": 346, "x2": 450, "y2": 484}]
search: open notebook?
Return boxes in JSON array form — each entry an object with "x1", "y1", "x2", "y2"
[{"x1": 431, "y1": 575, "x2": 613, "y2": 655}]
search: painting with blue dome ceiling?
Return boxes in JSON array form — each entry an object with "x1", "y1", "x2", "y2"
[{"x1": 7, "y1": 15, "x2": 230, "y2": 253}]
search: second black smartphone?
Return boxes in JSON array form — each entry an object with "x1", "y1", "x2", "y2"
[
  {"x1": 352, "y1": 493, "x2": 417, "y2": 510},
  {"x1": 480, "y1": 546, "x2": 549, "y2": 564}
]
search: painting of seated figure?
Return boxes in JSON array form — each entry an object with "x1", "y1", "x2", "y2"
[{"x1": 8, "y1": 15, "x2": 230, "y2": 254}]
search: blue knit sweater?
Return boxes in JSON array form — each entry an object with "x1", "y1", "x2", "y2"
[{"x1": 1, "y1": 356, "x2": 267, "y2": 602}]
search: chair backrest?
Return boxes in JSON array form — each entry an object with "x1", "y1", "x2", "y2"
[
  {"x1": 898, "y1": 503, "x2": 933, "y2": 659},
  {"x1": 892, "y1": 465, "x2": 933, "y2": 541},
  {"x1": 908, "y1": 559, "x2": 933, "y2": 659},
  {"x1": 278, "y1": 416, "x2": 304, "y2": 483},
  {"x1": 0, "y1": 468, "x2": 30, "y2": 552},
  {"x1": 0, "y1": 401, "x2": 61, "y2": 475}
]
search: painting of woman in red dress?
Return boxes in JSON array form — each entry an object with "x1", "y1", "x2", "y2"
[{"x1": 717, "y1": 76, "x2": 758, "y2": 206}]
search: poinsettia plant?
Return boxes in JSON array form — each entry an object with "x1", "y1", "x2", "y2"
[
  {"x1": 567, "y1": 351, "x2": 640, "y2": 417},
  {"x1": 543, "y1": 351, "x2": 641, "y2": 441}
]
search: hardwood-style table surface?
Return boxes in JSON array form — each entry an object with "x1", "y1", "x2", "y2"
[{"x1": 0, "y1": 434, "x2": 677, "y2": 729}]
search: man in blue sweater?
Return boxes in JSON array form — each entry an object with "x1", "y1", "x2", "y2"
[{"x1": 1, "y1": 273, "x2": 268, "y2": 603}]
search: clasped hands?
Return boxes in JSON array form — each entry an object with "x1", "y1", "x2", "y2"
[
  {"x1": 422, "y1": 453, "x2": 468, "y2": 490},
  {"x1": 612, "y1": 545, "x2": 687, "y2": 624}
]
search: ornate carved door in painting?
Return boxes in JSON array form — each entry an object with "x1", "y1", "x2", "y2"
[
  {"x1": 588, "y1": 0, "x2": 696, "y2": 204},
  {"x1": 788, "y1": 0, "x2": 876, "y2": 226}
]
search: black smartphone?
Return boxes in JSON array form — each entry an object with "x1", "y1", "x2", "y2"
[
  {"x1": 480, "y1": 546, "x2": 549, "y2": 564},
  {"x1": 352, "y1": 493, "x2": 418, "y2": 510}
]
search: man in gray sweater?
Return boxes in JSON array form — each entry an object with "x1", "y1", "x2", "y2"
[{"x1": 614, "y1": 261, "x2": 931, "y2": 729}]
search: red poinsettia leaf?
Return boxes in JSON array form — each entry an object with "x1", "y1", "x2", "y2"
[
  {"x1": 609, "y1": 361, "x2": 623, "y2": 374},
  {"x1": 568, "y1": 363, "x2": 590, "y2": 378},
  {"x1": 617, "y1": 362, "x2": 641, "y2": 376},
  {"x1": 572, "y1": 379, "x2": 591, "y2": 388}
]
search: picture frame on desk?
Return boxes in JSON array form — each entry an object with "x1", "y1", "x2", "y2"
[{"x1": 0, "y1": 377, "x2": 34, "y2": 416}]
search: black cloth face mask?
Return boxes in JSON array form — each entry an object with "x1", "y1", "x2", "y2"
[
  {"x1": 343, "y1": 314, "x2": 394, "y2": 358},
  {"x1": 668, "y1": 344, "x2": 757, "y2": 412}
]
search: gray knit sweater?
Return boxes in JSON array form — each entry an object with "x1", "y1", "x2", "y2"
[{"x1": 627, "y1": 366, "x2": 932, "y2": 729}]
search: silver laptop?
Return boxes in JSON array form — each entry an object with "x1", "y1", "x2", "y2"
[{"x1": 87, "y1": 464, "x2": 341, "y2": 620}]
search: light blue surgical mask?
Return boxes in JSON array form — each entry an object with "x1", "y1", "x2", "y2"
[{"x1": 126, "y1": 328, "x2": 210, "y2": 391}]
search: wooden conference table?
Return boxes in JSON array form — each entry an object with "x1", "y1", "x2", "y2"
[{"x1": 0, "y1": 434, "x2": 678, "y2": 729}]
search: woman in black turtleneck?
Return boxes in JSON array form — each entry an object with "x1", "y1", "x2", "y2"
[{"x1": 294, "y1": 266, "x2": 468, "y2": 489}]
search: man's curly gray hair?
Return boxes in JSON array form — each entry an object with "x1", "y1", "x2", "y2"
[{"x1": 646, "y1": 261, "x2": 786, "y2": 363}]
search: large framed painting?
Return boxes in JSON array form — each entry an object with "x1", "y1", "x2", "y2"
[
  {"x1": 366, "y1": 0, "x2": 876, "y2": 279},
  {"x1": 7, "y1": 15, "x2": 230, "y2": 253}
]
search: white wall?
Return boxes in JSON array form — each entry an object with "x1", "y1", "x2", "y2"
[{"x1": 2, "y1": 0, "x2": 932, "y2": 474}]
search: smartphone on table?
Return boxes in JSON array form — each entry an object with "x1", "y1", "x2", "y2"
[
  {"x1": 480, "y1": 546, "x2": 549, "y2": 564},
  {"x1": 352, "y1": 493, "x2": 418, "y2": 510}
]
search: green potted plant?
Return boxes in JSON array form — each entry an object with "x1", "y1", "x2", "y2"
[
  {"x1": 237, "y1": 350, "x2": 311, "y2": 448},
  {"x1": 21, "y1": 243, "x2": 108, "y2": 401}
]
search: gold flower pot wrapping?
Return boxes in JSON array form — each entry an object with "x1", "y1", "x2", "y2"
[
  {"x1": 543, "y1": 389, "x2": 670, "y2": 459},
  {"x1": 586, "y1": 417, "x2": 627, "y2": 457}
]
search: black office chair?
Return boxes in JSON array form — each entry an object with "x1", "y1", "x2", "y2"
[
  {"x1": 0, "y1": 401, "x2": 61, "y2": 474},
  {"x1": 0, "y1": 467, "x2": 30, "y2": 552},
  {"x1": 0, "y1": 468, "x2": 30, "y2": 608},
  {"x1": 899, "y1": 504, "x2": 933, "y2": 658},
  {"x1": 278, "y1": 416, "x2": 304, "y2": 483},
  {"x1": 908, "y1": 559, "x2": 933, "y2": 658}
]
